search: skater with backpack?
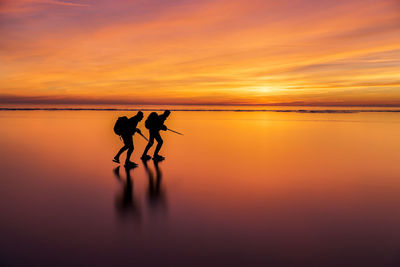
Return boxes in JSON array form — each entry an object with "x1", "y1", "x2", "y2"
[
  {"x1": 113, "y1": 111, "x2": 144, "y2": 167},
  {"x1": 141, "y1": 110, "x2": 170, "y2": 161}
]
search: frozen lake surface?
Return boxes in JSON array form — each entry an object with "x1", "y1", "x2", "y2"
[{"x1": 1, "y1": 109, "x2": 400, "y2": 266}]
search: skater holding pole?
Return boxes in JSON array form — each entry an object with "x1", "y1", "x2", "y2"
[
  {"x1": 141, "y1": 110, "x2": 171, "y2": 161},
  {"x1": 113, "y1": 111, "x2": 145, "y2": 167}
]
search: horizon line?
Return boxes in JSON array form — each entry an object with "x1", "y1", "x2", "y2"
[
  {"x1": 1, "y1": 107, "x2": 400, "y2": 113},
  {"x1": 2, "y1": 102, "x2": 400, "y2": 108},
  {"x1": 1, "y1": 94, "x2": 400, "y2": 108}
]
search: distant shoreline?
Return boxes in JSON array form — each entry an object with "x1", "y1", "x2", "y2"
[{"x1": 1, "y1": 108, "x2": 400, "y2": 113}]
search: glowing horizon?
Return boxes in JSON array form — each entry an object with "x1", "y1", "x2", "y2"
[{"x1": 1, "y1": 0, "x2": 400, "y2": 106}]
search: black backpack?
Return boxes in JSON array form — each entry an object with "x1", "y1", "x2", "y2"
[
  {"x1": 145, "y1": 112, "x2": 158, "y2": 129},
  {"x1": 113, "y1": 116, "x2": 129, "y2": 135}
]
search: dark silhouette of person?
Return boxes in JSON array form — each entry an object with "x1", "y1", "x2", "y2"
[
  {"x1": 141, "y1": 110, "x2": 170, "y2": 161},
  {"x1": 113, "y1": 166, "x2": 141, "y2": 223},
  {"x1": 142, "y1": 159, "x2": 167, "y2": 214},
  {"x1": 113, "y1": 111, "x2": 144, "y2": 167}
]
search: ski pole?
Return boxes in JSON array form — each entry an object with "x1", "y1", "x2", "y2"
[
  {"x1": 167, "y1": 128, "x2": 184, "y2": 136},
  {"x1": 138, "y1": 132, "x2": 149, "y2": 141}
]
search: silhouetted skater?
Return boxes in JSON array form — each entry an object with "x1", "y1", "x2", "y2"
[
  {"x1": 141, "y1": 110, "x2": 170, "y2": 161},
  {"x1": 113, "y1": 111, "x2": 144, "y2": 167}
]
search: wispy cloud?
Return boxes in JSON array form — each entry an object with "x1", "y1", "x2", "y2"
[
  {"x1": 19, "y1": 0, "x2": 90, "y2": 7},
  {"x1": 37, "y1": 0, "x2": 89, "y2": 7},
  {"x1": 0, "y1": 0, "x2": 399, "y2": 106},
  {"x1": 0, "y1": 0, "x2": 89, "y2": 14}
]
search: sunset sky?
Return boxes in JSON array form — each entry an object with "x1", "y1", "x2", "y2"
[{"x1": 1, "y1": 0, "x2": 399, "y2": 106}]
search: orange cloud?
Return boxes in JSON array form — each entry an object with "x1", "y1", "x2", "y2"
[{"x1": 0, "y1": 0, "x2": 399, "y2": 106}]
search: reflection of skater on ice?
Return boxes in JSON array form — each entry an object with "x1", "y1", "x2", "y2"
[
  {"x1": 113, "y1": 166, "x2": 141, "y2": 223},
  {"x1": 142, "y1": 159, "x2": 167, "y2": 213}
]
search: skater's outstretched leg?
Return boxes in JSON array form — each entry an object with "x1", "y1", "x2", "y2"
[
  {"x1": 114, "y1": 145, "x2": 128, "y2": 163},
  {"x1": 153, "y1": 133, "x2": 164, "y2": 160},
  {"x1": 141, "y1": 132, "x2": 154, "y2": 160},
  {"x1": 123, "y1": 136, "x2": 137, "y2": 167},
  {"x1": 125, "y1": 145, "x2": 135, "y2": 165}
]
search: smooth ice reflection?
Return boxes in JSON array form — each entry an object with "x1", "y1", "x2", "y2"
[{"x1": 1, "y1": 110, "x2": 400, "y2": 266}]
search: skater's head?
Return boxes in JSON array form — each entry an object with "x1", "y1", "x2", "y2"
[
  {"x1": 163, "y1": 110, "x2": 171, "y2": 118},
  {"x1": 136, "y1": 111, "x2": 144, "y2": 121}
]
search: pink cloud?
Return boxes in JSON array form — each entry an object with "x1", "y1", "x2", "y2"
[
  {"x1": 33, "y1": 0, "x2": 89, "y2": 7},
  {"x1": 0, "y1": 0, "x2": 88, "y2": 14}
]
